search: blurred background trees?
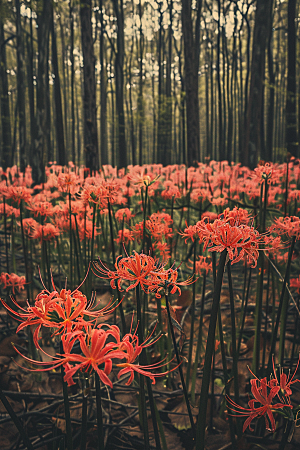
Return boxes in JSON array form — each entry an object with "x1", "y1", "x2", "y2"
[{"x1": 0, "y1": 0, "x2": 299, "y2": 182}]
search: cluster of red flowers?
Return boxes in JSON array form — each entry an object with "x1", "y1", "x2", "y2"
[
  {"x1": 94, "y1": 250, "x2": 194, "y2": 298},
  {"x1": 181, "y1": 207, "x2": 262, "y2": 267},
  {"x1": 0, "y1": 279, "x2": 171, "y2": 387},
  {"x1": 227, "y1": 359, "x2": 300, "y2": 432},
  {"x1": 0, "y1": 272, "x2": 26, "y2": 294}
]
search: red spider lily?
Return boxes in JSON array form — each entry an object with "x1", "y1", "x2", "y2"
[
  {"x1": 290, "y1": 276, "x2": 300, "y2": 294},
  {"x1": 115, "y1": 229, "x2": 135, "y2": 245},
  {"x1": 27, "y1": 201, "x2": 55, "y2": 218},
  {"x1": 150, "y1": 265, "x2": 195, "y2": 298},
  {"x1": 57, "y1": 171, "x2": 81, "y2": 194},
  {"x1": 186, "y1": 256, "x2": 212, "y2": 275},
  {"x1": 227, "y1": 377, "x2": 291, "y2": 432},
  {"x1": 93, "y1": 251, "x2": 161, "y2": 293},
  {"x1": 5, "y1": 186, "x2": 33, "y2": 205},
  {"x1": 12, "y1": 324, "x2": 125, "y2": 387},
  {"x1": 271, "y1": 356, "x2": 300, "y2": 400},
  {"x1": 33, "y1": 223, "x2": 60, "y2": 242},
  {"x1": 269, "y1": 216, "x2": 300, "y2": 240},
  {"x1": 116, "y1": 325, "x2": 168, "y2": 385},
  {"x1": 115, "y1": 208, "x2": 135, "y2": 223},
  {"x1": 19, "y1": 218, "x2": 40, "y2": 238},
  {"x1": 0, "y1": 272, "x2": 26, "y2": 294},
  {"x1": 179, "y1": 224, "x2": 198, "y2": 243},
  {"x1": 0, "y1": 284, "x2": 121, "y2": 349},
  {"x1": 195, "y1": 215, "x2": 262, "y2": 268}
]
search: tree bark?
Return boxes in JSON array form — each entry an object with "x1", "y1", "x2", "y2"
[
  {"x1": 243, "y1": 0, "x2": 273, "y2": 168},
  {"x1": 80, "y1": 0, "x2": 99, "y2": 171},
  {"x1": 181, "y1": 0, "x2": 202, "y2": 166},
  {"x1": 286, "y1": 0, "x2": 298, "y2": 158},
  {"x1": 32, "y1": 0, "x2": 51, "y2": 184}
]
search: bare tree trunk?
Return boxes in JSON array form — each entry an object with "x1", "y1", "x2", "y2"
[
  {"x1": 286, "y1": 0, "x2": 298, "y2": 158},
  {"x1": 80, "y1": 0, "x2": 99, "y2": 171},
  {"x1": 113, "y1": 0, "x2": 127, "y2": 168},
  {"x1": 99, "y1": 0, "x2": 108, "y2": 165},
  {"x1": 16, "y1": 0, "x2": 27, "y2": 171},
  {"x1": 51, "y1": 3, "x2": 66, "y2": 166},
  {"x1": 0, "y1": 13, "x2": 12, "y2": 169},
  {"x1": 181, "y1": 0, "x2": 202, "y2": 166},
  {"x1": 243, "y1": 0, "x2": 273, "y2": 168},
  {"x1": 32, "y1": 0, "x2": 51, "y2": 184}
]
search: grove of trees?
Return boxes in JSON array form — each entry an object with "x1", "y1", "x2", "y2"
[{"x1": 0, "y1": 0, "x2": 299, "y2": 182}]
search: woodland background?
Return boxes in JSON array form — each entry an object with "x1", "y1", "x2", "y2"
[{"x1": 0, "y1": 0, "x2": 299, "y2": 181}]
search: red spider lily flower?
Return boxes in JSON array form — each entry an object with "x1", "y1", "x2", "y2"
[
  {"x1": 153, "y1": 242, "x2": 171, "y2": 262},
  {"x1": 179, "y1": 224, "x2": 198, "y2": 243},
  {"x1": 33, "y1": 223, "x2": 60, "y2": 242},
  {"x1": 150, "y1": 266, "x2": 195, "y2": 298},
  {"x1": 0, "y1": 285, "x2": 121, "y2": 349},
  {"x1": 27, "y1": 201, "x2": 55, "y2": 218},
  {"x1": 290, "y1": 276, "x2": 300, "y2": 294},
  {"x1": 19, "y1": 218, "x2": 40, "y2": 238},
  {"x1": 93, "y1": 251, "x2": 161, "y2": 293},
  {"x1": 0, "y1": 203, "x2": 16, "y2": 217},
  {"x1": 0, "y1": 272, "x2": 26, "y2": 294},
  {"x1": 12, "y1": 324, "x2": 125, "y2": 387},
  {"x1": 115, "y1": 229, "x2": 135, "y2": 245},
  {"x1": 271, "y1": 355, "x2": 300, "y2": 400},
  {"x1": 57, "y1": 170, "x2": 81, "y2": 194},
  {"x1": 5, "y1": 186, "x2": 33, "y2": 206},
  {"x1": 195, "y1": 214, "x2": 262, "y2": 268},
  {"x1": 186, "y1": 256, "x2": 212, "y2": 275},
  {"x1": 269, "y1": 216, "x2": 300, "y2": 240},
  {"x1": 227, "y1": 377, "x2": 291, "y2": 432},
  {"x1": 252, "y1": 161, "x2": 274, "y2": 184},
  {"x1": 59, "y1": 325, "x2": 125, "y2": 386},
  {"x1": 116, "y1": 324, "x2": 175, "y2": 385},
  {"x1": 115, "y1": 208, "x2": 135, "y2": 223}
]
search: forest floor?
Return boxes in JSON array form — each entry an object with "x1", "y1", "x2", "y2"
[{"x1": 1, "y1": 288, "x2": 300, "y2": 450}]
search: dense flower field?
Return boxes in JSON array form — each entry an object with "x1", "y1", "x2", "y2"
[{"x1": 0, "y1": 159, "x2": 300, "y2": 450}]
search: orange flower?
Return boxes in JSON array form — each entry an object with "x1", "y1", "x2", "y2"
[
  {"x1": 0, "y1": 272, "x2": 26, "y2": 294},
  {"x1": 269, "y1": 216, "x2": 300, "y2": 240},
  {"x1": 93, "y1": 251, "x2": 159, "y2": 293},
  {"x1": 34, "y1": 223, "x2": 60, "y2": 242},
  {"x1": 0, "y1": 285, "x2": 119, "y2": 349}
]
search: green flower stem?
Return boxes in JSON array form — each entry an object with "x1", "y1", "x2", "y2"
[
  {"x1": 141, "y1": 185, "x2": 149, "y2": 253},
  {"x1": 107, "y1": 201, "x2": 126, "y2": 333},
  {"x1": 80, "y1": 379, "x2": 88, "y2": 450},
  {"x1": 279, "y1": 419, "x2": 294, "y2": 450},
  {"x1": 60, "y1": 346, "x2": 73, "y2": 450},
  {"x1": 186, "y1": 240, "x2": 197, "y2": 391},
  {"x1": 191, "y1": 272, "x2": 206, "y2": 404},
  {"x1": 69, "y1": 192, "x2": 73, "y2": 289},
  {"x1": 11, "y1": 215, "x2": 16, "y2": 273},
  {"x1": 227, "y1": 263, "x2": 239, "y2": 405},
  {"x1": 278, "y1": 237, "x2": 295, "y2": 367},
  {"x1": 237, "y1": 267, "x2": 252, "y2": 355},
  {"x1": 267, "y1": 236, "x2": 296, "y2": 373},
  {"x1": 95, "y1": 373, "x2": 105, "y2": 450},
  {"x1": 0, "y1": 385, "x2": 34, "y2": 450},
  {"x1": 19, "y1": 201, "x2": 31, "y2": 302},
  {"x1": 196, "y1": 249, "x2": 227, "y2": 450},
  {"x1": 217, "y1": 308, "x2": 237, "y2": 448},
  {"x1": 135, "y1": 287, "x2": 150, "y2": 450},
  {"x1": 3, "y1": 197, "x2": 10, "y2": 272},
  {"x1": 165, "y1": 291, "x2": 195, "y2": 437}
]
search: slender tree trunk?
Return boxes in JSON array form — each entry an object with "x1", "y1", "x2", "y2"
[
  {"x1": 181, "y1": 0, "x2": 202, "y2": 166},
  {"x1": 243, "y1": 0, "x2": 273, "y2": 168},
  {"x1": 32, "y1": 0, "x2": 51, "y2": 184},
  {"x1": 99, "y1": 0, "x2": 108, "y2": 165},
  {"x1": 0, "y1": 14, "x2": 12, "y2": 169},
  {"x1": 51, "y1": 3, "x2": 66, "y2": 165},
  {"x1": 80, "y1": 0, "x2": 99, "y2": 171},
  {"x1": 16, "y1": 0, "x2": 27, "y2": 171},
  {"x1": 286, "y1": 0, "x2": 298, "y2": 158},
  {"x1": 69, "y1": 0, "x2": 76, "y2": 164},
  {"x1": 113, "y1": 0, "x2": 127, "y2": 168}
]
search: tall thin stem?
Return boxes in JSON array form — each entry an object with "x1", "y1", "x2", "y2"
[{"x1": 196, "y1": 249, "x2": 227, "y2": 450}]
